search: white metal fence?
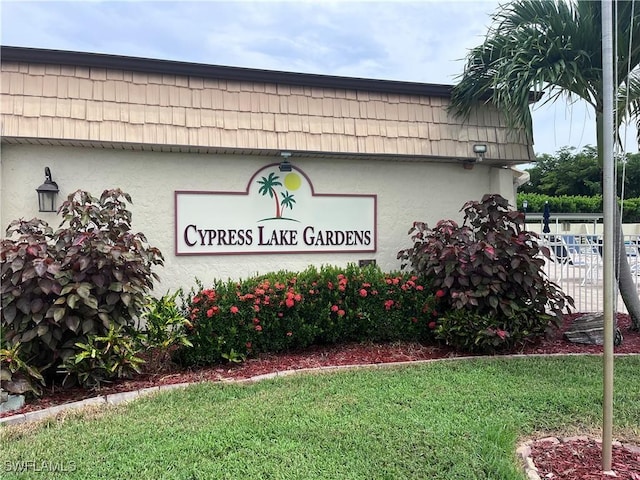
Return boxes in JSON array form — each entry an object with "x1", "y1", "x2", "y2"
[{"x1": 539, "y1": 234, "x2": 640, "y2": 314}]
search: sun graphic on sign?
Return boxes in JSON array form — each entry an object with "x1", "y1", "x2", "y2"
[{"x1": 284, "y1": 173, "x2": 301, "y2": 191}]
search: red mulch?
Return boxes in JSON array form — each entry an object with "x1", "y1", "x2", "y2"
[
  {"x1": 530, "y1": 438, "x2": 640, "y2": 480},
  {"x1": 3, "y1": 312, "x2": 639, "y2": 479}
]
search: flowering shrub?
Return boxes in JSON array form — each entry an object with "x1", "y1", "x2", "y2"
[
  {"x1": 176, "y1": 264, "x2": 436, "y2": 366},
  {"x1": 397, "y1": 194, "x2": 574, "y2": 353}
]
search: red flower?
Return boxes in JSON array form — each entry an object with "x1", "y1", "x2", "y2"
[
  {"x1": 496, "y1": 329, "x2": 508, "y2": 340},
  {"x1": 435, "y1": 289, "x2": 446, "y2": 298},
  {"x1": 428, "y1": 321, "x2": 437, "y2": 329},
  {"x1": 411, "y1": 317, "x2": 418, "y2": 323},
  {"x1": 253, "y1": 305, "x2": 260, "y2": 312},
  {"x1": 206, "y1": 308, "x2": 215, "y2": 318},
  {"x1": 359, "y1": 289, "x2": 368, "y2": 297},
  {"x1": 230, "y1": 306, "x2": 239, "y2": 314},
  {"x1": 253, "y1": 317, "x2": 260, "y2": 324},
  {"x1": 384, "y1": 299, "x2": 394, "y2": 310},
  {"x1": 286, "y1": 331, "x2": 293, "y2": 337},
  {"x1": 331, "y1": 305, "x2": 339, "y2": 312},
  {"x1": 337, "y1": 309, "x2": 345, "y2": 317},
  {"x1": 416, "y1": 285, "x2": 424, "y2": 291},
  {"x1": 285, "y1": 298, "x2": 295, "y2": 308},
  {"x1": 255, "y1": 325, "x2": 262, "y2": 331}
]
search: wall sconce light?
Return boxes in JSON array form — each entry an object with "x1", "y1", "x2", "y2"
[
  {"x1": 473, "y1": 144, "x2": 487, "y2": 162},
  {"x1": 36, "y1": 166, "x2": 59, "y2": 212},
  {"x1": 473, "y1": 143, "x2": 487, "y2": 162},
  {"x1": 279, "y1": 151, "x2": 293, "y2": 172}
]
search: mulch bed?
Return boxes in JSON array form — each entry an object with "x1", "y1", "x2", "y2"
[{"x1": 530, "y1": 437, "x2": 640, "y2": 480}]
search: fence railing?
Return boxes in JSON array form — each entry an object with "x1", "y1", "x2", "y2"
[{"x1": 538, "y1": 234, "x2": 640, "y2": 314}]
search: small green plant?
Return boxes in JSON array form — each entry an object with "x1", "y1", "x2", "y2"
[
  {"x1": 221, "y1": 349, "x2": 246, "y2": 364},
  {"x1": 0, "y1": 342, "x2": 46, "y2": 397},
  {"x1": 136, "y1": 291, "x2": 193, "y2": 372},
  {"x1": 138, "y1": 291, "x2": 193, "y2": 349},
  {"x1": 59, "y1": 325, "x2": 145, "y2": 389},
  {"x1": 434, "y1": 310, "x2": 515, "y2": 353}
]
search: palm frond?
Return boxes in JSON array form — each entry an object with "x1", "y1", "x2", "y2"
[{"x1": 450, "y1": 0, "x2": 609, "y2": 133}]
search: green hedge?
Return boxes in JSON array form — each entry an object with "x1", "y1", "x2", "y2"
[
  {"x1": 175, "y1": 264, "x2": 438, "y2": 366},
  {"x1": 516, "y1": 193, "x2": 640, "y2": 223}
]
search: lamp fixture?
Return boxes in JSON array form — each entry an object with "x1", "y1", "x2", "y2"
[
  {"x1": 36, "y1": 167, "x2": 59, "y2": 212},
  {"x1": 473, "y1": 144, "x2": 487, "y2": 162},
  {"x1": 279, "y1": 151, "x2": 293, "y2": 172}
]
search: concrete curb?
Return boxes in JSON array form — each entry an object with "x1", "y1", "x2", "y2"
[
  {"x1": 0, "y1": 382, "x2": 194, "y2": 427},
  {"x1": 1, "y1": 352, "x2": 638, "y2": 428}
]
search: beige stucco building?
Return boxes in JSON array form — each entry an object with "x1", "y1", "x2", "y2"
[{"x1": 1, "y1": 46, "x2": 533, "y2": 294}]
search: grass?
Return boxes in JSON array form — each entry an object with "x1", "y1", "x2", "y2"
[{"x1": 1, "y1": 356, "x2": 639, "y2": 480}]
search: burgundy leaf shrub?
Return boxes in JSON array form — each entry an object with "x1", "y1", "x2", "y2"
[
  {"x1": 1, "y1": 189, "x2": 163, "y2": 385},
  {"x1": 398, "y1": 194, "x2": 573, "y2": 352}
]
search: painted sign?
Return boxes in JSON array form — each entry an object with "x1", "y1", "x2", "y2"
[{"x1": 175, "y1": 164, "x2": 377, "y2": 255}]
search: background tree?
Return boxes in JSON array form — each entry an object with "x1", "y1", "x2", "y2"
[
  {"x1": 449, "y1": 0, "x2": 640, "y2": 328},
  {"x1": 522, "y1": 146, "x2": 640, "y2": 198}
]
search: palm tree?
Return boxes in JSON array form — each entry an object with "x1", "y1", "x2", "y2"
[
  {"x1": 280, "y1": 191, "x2": 296, "y2": 214},
  {"x1": 257, "y1": 173, "x2": 283, "y2": 218},
  {"x1": 449, "y1": 0, "x2": 640, "y2": 329}
]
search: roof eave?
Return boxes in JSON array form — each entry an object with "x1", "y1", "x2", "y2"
[{"x1": 1, "y1": 45, "x2": 455, "y2": 97}]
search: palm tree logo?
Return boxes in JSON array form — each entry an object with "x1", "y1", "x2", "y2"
[
  {"x1": 257, "y1": 171, "x2": 301, "y2": 222},
  {"x1": 280, "y1": 190, "x2": 296, "y2": 214}
]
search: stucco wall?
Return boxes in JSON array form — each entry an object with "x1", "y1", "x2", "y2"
[{"x1": 1, "y1": 144, "x2": 515, "y2": 294}]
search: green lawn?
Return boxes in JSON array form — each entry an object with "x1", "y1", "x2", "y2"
[{"x1": 2, "y1": 356, "x2": 639, "y2": 480}]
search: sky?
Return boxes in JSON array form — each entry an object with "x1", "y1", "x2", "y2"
[{"x1": 2, "y1": 0, "x2": 637, "y2": 157}]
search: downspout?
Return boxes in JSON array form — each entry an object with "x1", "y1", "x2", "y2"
[{"x1": 510, "y1": 167, "x2": 530, "y2": 199}]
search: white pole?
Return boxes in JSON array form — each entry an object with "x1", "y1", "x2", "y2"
[{"x1": 601, "y1": 0, "x2": 615, "y2": 472}]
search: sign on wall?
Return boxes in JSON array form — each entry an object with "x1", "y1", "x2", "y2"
[{"x1": 175, "y1": 164, "x2": 377, "y2": 255}]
